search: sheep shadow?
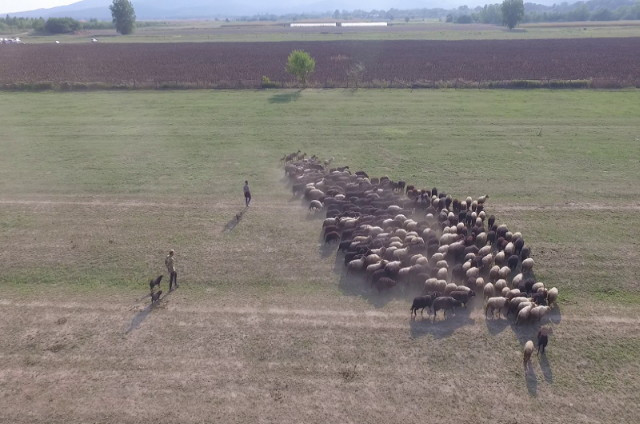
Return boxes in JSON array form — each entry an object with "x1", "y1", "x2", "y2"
[
  {"x1": 318, "y1": 241, "x2": 337, "y2": 259},
  {"x1": 539, "y1": 353, "x2": 553, "y2": 383},
  {"x1": 484, "y1": 314, "x2": 511, "y2": 335},
  {"x1": 336, "y1": 271, "x2": 414, "y2": 309},
  {"x1": 525, "y1": 366, "x2": 538, "y2": 396},
  {"x1": 409, "y1": 306, "x2": 475, "y2": 339},
  {"x1": 222, "y1": 206, "x2": 249, "y2": 232},
  {"x1": 125, "y1": 290, "x2": 171, "y2": 334},
  {"x1": 268, "y1": 90, "x2": 302, "y2": 104}
]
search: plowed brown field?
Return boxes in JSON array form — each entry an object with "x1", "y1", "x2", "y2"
[{"x1": 1, "y1": 38, "x2": 639, "y2": 88}]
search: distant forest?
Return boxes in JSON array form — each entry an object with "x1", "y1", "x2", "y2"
[{"x1": 1, "y1": 0, "x2": 639, "y2": 33}]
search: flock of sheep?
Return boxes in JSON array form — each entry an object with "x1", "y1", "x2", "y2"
[{"x1": 282, "y1": 152, "x2": 559, "y2": 328}]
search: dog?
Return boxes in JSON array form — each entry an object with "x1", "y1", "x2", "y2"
[
  {"x1": 151, "y1": 290, "x2": 163, "y2": 304},
  {"x1": 149, "y1": 275, "x2": 163, "y2": 291}
]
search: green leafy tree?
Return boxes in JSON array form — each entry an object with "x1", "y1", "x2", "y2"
[
  {"x1": 286, "y1": 50, "x2": 316, "y2": 87},
  {"x1": 501, "y1": 0, "x2": 524, "y2": 30},
  {"x1": 110, "y1": 0, "x2": 136, "y2": 35}
]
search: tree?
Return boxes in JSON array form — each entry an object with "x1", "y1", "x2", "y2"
[
  {"x1": 45, "y1": 17, "x2": 80, "y2": 33},
  {"x1": 110, "y1": 0, "x2": 136, "y2": 35},
  {"x1": 501, "y1": 0, "x2": 524, "y2": 30},
  {"x1": 286, "y1": 50, "x2": 315, "y2": 87}
]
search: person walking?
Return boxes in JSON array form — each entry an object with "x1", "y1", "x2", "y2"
[
  {"x1": 165, "y1": 249, "x2": 178, "y2": 290},
  {"x1": 243, "y1": 180, "x2": 251, "y2": 207}
]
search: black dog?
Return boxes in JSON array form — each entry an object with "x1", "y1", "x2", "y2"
[
  {"x1": 151, "y1": 290, "x2": 163, "y2": 304},
  {"x1": 149, "y1": 275, "x2": 163, "y2": 291}
]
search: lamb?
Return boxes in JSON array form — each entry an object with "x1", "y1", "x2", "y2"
[
  {"x1": 523, "y1": 340, "x2": 534, "y2": 369},
  {"x1": 432, "y1": 296, "x2": 463, "y2": 320},
  {"x1": 410, "y1": 294, "x2": 436, "y2": 319},
  {"x1": 485, "y1": 297, "x2": 509, "y2": 318}
]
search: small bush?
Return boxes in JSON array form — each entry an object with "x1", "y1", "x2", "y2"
[{"x1": 261, "y1": 76, "x2": 279, "y2": 89}]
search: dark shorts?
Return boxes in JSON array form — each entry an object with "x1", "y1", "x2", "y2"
[{"x1": 244, "y1": 191, "x2": 251, "y2": 199}]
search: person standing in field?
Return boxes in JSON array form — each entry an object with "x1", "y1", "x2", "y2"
[
  {"x1": 243, "y1": 180, "x2": 251, "y2": 207},
  {"x1": 165, "y1": 249, "x2": 178, "y2": 290}
]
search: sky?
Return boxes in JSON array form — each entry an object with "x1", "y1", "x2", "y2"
[{"x1": 1, "y1": 0, "x2": 77, "y2": 14}]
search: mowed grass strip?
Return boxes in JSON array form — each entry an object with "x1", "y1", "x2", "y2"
[{"x1": 0, "y1": 89, "x2": 639, "y2": 304}]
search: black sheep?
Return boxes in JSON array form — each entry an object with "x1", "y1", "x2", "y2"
[
  {"x1": 410, "y1": 294, "x2": 436, "y2": 319},
  {"x1": 432, "y1": 296, "x2": 463, "y2": 319},
  {"x1": 151, "y1": 290, "x2": 163, "y2": 304},
  {"x1": 450, "y1": 290, "x2": 476, "y2": 307},
  {"x1": 488, "y1": 215, "x2": 496, "y2": 228},
  {"x1": 373, "y1": 277, "x2": 397, "y2": 292},
  {"x1": 507, "y1": 254, "x2": 520, "y2": 270},
  {"x1": 537, "y1": 329, "x2": 550, "y2": 355},
  {"x1": 325, "y1": 231, "x2": 340, "y2": 243}
]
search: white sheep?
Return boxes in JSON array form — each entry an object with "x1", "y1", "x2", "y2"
[
  {"x1": 483, "y1": 282, "x2": 495, "y2": 298},
  {"x1": 547, "y1": 287, "x2": 559, "y2": 307},
  {"x1": 485, "y1": 297, "x2": 509, "y2": 318},
  {"x1": 523, "y1": 340, "x2": 534, "y2": 368},
  {"x1": 521, "y1": 258, "x2": 535, "y2": 273}
]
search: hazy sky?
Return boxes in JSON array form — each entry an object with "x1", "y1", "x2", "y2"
[{"x1": 1, "y1": 1, "x2": 78, "y2": 14}]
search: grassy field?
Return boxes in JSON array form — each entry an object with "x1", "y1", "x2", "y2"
[
  {"x1": 0, "y1": 89, "x2": 639, "y2": 423},
  {"x1": 6, "y1": 20, "x2": 640, "y2": 43}
]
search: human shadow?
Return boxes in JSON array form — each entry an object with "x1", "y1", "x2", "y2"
[
  {"x1": 268, "y1": 90, "x2": 301, "y2": 104},
  {"x1": 222, "y1": 206, "x2": 249, "y2": 232},
  {"x1": 125, "y1": 290, "x2": 172, "y2": 334}
]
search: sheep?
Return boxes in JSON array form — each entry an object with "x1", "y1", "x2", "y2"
[
  {"x1": 521, "y1": 257, "x2": 534, "y2": 272},
  {"x1": 498, "y1": 266, "x2": 511, "y2": 280},
  {"x1": 495, "y1": 251, "x2": 506, "y2": 266},
  {"x1": 489, "y1": 265, "x2": 500, "y2": 282},
  {"x1": 483, "y1": 282, "x2": 495, "y2": 299},
  {"x1": 436, "y1": 267, "x2": 448, "y2": 281},
  {"x1": 530, "y1": 305, "x2": 550, "y2": 322},
  {"x1": 373, "y1": 276, "x2": 397, "y2": 291},
  {"x1": 410, "y1": 294, "x2": 436, "y2": 319},
  {"x1": 507, "y1": 254, "x2": 520, "y2": 270},
  {"x1": 475, "y1": 277, "x2": 485, "y2": 290},
  {"x1": 347, "y1": 257, "x2": 366, "y2": 272},
  {"x1": 537, "y1": 328, "x2": 551, "y2": 355},
  {"x1": 309, "y1": 199, "x2": 323, "y2": 212},
  {"x1": 516, "y1": 304, "x2": 533, "y2": 325},
  {"x1": 450, "y1": 290, "x2": 475, "y2": 307},
  {"x1": 547, "y1": 287, "x2": 559, "y2": 307},
  {"x1": 523, "y1": 340, "x2": 534, "y2": 369},
  {"x1": 444, "y1": 283, "x2": 459, "y2": 295},
  {"x1": 512, "y1": 273, "x2": 524, "y2": 289},
  {"x1": 495, "y1": 279, "x2": 507, "y2": 291},
  {"x1": 432, "y1": 296, "x2": 463, "y2": 320},
  {"x1": 325, "y1": 231, "x2": 340, "y2": 243},
  {"x1": 485, "y1": 297, "x2": 509, "y2": 318}
]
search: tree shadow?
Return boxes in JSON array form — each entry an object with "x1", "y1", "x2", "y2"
[
  {"x1": 268, "y1": 90, "x2": 301, "y2": 104},
  {"x1": 222, "y1": 206, "x2": 249, "y2": 232}
]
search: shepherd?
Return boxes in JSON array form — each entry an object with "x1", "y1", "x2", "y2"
[
  {"x1": 243, "y1": 180, "x2": 251, "y2": 207},
  {"x1": 165, "y1": 249, "x2": 178, "y2": 290}
]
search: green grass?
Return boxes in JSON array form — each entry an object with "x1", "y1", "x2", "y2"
[{"x1": 0, "y1": 89, "x2": 639, "y2": 307}]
